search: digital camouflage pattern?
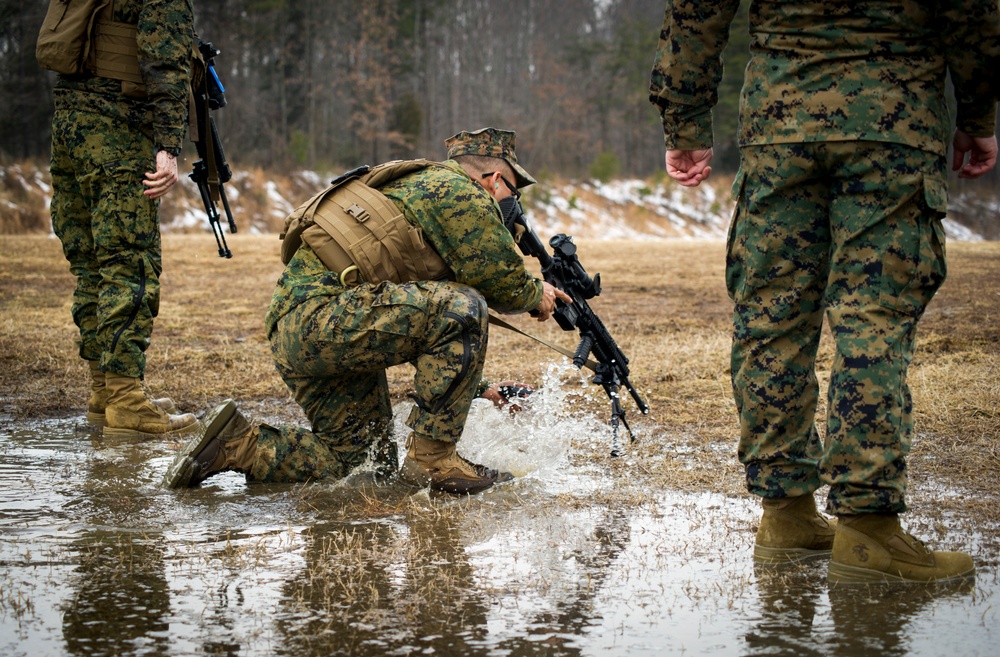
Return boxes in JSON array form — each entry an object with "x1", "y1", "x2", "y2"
[
  {"x1": 51, "y1": 111, "x2": 163, "y2": 376},
  {"x1": 651, "y1": 1, "x2": 998, "y2": 515},
  {"x1": 52, "y1": 0, "x2": 193, "y2": 154},
  {"x1": 728, "y1": 142, "x2": 946, "y2": 514},
  {"x1": 445, "y1": 127, "x2": 537, "y2": 188},
  {"x1": 258, "y1": 162, "x2": 542, "y2": 483},
  {"x1": 50, "y1": 0, "x2": 193, "y2": 378},
  {"x1": 649, "y1": 1, "x2": 1000, "y2": 153}
]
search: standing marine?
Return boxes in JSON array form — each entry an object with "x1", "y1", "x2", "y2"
[
  {"x1": 650, "y1": 1, "x2": 999, "y2": 582},
  {"x1": 166, "y1": 127, "x2": 570, "y2": 495},
  {"x1": 43, "y1": 0, "x2": 199, "y2": 438}
]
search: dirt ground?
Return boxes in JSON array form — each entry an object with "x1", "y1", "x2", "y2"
[{"x1": 1, "y1": 233, "x2": 998, "y2": 521}]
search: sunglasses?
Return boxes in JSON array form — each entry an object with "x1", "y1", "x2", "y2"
[{"x1": 482, "y1": 172, "x2": 520, "y2": 199}]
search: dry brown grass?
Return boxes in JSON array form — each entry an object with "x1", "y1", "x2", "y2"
[{"x1": 1, "y1": 234, "x2": 998, "y2": 517}]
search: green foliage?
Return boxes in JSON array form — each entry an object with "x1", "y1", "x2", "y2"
[
  {"x1": 589, "y1": 151, "x2": 621, "y2": 183},
  {"x1": 289, "y1": 130, "x2": 310, "y2": 167},
  {"x1": 392, "y1": 93, "x2": 423, "y2": 142}
]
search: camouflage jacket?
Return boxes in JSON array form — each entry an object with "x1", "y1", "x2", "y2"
[
  {"x1": 379, "y1": 161, "x2": 543, "y2": 314},
  {"x1": 52, "y1": 0, "x2": 194, "y2": 155},
  {"x1": 649, "y1": 0, "x2": 1000, "y2": 154},
  {"x1": 265, "y1": 160, "x2": 544, "y2": 331}
]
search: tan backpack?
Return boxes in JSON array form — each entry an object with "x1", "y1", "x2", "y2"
[
  {"x1": 280, "y1": 160, "x2": 452, "y2": 286},
  {"x1": 36, "y1": 0, "x2": 108, "y2": 75},
  {"x1": 36, "y1": 0, "x2": 148, "y2": 97}
]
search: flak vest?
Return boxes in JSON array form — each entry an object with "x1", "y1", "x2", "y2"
[
  {"x1": 37, "y1": 0, "x2": 150, "y2": 97},
  {"x1": 279, "y1": 160, "x2": 453, "y2": 287}
]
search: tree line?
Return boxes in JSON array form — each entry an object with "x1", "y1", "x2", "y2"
[
  {"x1": 3, "y1": 0, "x2": 996, "y2": 195},
  {"x1": 0, "y1": 0, "x2": 756, "y2": 178}
]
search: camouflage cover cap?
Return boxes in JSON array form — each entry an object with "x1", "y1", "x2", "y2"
[{"x1": 445, "y1": 127, "x2": 537, "y2": 188}]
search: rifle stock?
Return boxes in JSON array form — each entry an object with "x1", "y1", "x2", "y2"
[{"x1": 499, "y1": 197, "x2": 649, "y2": 456}]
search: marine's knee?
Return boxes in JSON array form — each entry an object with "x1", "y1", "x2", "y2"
[{"x1": 442, "y1": 285, "x2": 488, "y2": 335}]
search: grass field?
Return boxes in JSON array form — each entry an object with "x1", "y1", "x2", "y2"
[{"x1": 1, "y1": 233, "x2": 998, "y2": 517}]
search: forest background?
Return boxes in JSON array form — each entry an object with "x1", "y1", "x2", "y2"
[{"x1": 1, "y1": 0, "x2": 999, "y2": 238}]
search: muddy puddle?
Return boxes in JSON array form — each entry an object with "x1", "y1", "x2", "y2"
[{"x1": 2, "y1": 383, "x2": 998, "y2": 657}]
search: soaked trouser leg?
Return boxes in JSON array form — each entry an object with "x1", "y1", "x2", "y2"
[
  {"x1": 50, "y1": 110, "x2": 162, "y2": 378},
  {"x1": 262, "y1": 280, "x2": 489, "y2": 483},
  {"x1": 729, "y1": 142, "x2": 947, "y2": 514}
]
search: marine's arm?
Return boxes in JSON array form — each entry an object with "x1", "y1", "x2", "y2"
[
  {"x1": 437, "y1": 201, "x2": 544, "y2": 314},
  {"x1": 939, "y1": 0, "x2": 999, "y2": 138},
  {"x1": 940, "y1": 0, "x2": 1000, "y2": 178},
  {"x1": 138, "y1": 0, "x2": 194, "y2": 157},
  {"x1": 648, "y1": 0, "x2": 742, "y2": 152},
  {"x1": 385, "y1": 168, "x2": 544, "y2": 314}
]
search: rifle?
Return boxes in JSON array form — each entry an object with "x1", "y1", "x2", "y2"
[
  {"x1": 498, "y1": 196, "x2": 649, "y2": 456},
  {"x1": 190, "y1": 39, "x2": 237, "y2": 258}
]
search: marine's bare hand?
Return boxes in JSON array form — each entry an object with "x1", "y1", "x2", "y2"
[
  {"x1": 143, "y1": 150, "x2": 179, "y2": 199},
  {"x1": 535, "y1": 282, "x2": 572, "y2": 322}
]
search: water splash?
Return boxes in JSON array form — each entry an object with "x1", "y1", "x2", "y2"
[{"x1": 390, "y1": 361, "x2": 611, "y2": 480}]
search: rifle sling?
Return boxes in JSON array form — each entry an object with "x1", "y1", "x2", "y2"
[{"x1": 487, "y1": 314, "x2": 599, "y2": 373}]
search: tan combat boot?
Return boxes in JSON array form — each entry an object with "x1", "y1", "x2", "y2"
[
  {"x1": 399, "y1": 434, "x2": 512, "y2": 495},
  {"x1": 103, "y1": 373, "x2": 198, "y2": 440},
  {"x1": 828, "y1": 514, "x2": 975, "y2": 584},
  {"x1": 163, "y1": 399, "x2": 258, "y2": 488},
  {"x1": 85, "y1": 360, "x2": 179, "y2": 427},
  {"x1": 754, "y1": 494, "x2": 836, "y2": 564}
]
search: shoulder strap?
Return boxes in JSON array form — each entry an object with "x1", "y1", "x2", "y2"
[
  {"x1": 487, "y1": 314, "x2": 599, "y2": 372},
  {"x1": 360, "y1": 159, "x2": 449, "y2": 189}
]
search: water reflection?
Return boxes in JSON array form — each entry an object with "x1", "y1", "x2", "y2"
[
  {"x1": 267, "y1": 484, "x2": 632, "y2": 657},
  {"x1": 746, "y1": 562, "x2": 829, "y2": 657},
  {"x1": 62, "y1": 431, "x2": 170, "y2": 657},
  {"x1": 748, "y1": 561, "x2": 977, "y2": 657},
  {"x1": 824, "y1": 579, "x2": 975, "y2": 656},
  {"x1": 276, "y1": 509, "x2": 491, "y2": 656},
  {"x1": 1, "y1": 414, "x2": 998, "y2": 657},
  {"x1": 487, "y1": 505, "x2": 632, "y2": 655}
]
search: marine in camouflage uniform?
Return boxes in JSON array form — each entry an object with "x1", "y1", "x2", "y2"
[
  {"x1": 165, "y1": 128, "x2": 570, "y2": 494},
  {"x1": 49, "y1": 0, "x2": 197, "y2": 436},
  {"x1": 259, "y1": 154, "x2": 544, "y2": 481},
  {"x1": 650, "y1": 1, "x2": 998, "y2": 580}
]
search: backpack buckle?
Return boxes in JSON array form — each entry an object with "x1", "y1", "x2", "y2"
[{"x1": 345, "y1": 203, "x2": 370, "y2": 223}]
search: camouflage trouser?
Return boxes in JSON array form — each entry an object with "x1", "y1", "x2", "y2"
[
  {"x1": 727, "y1": 142, "x2": 948, "y2": 515},
  {"x1": 49, "y1": 109, "x2": 162, "y2": 378},
  {"x1": 257, "y1": 278, "x2": 489, "y2": 483}
]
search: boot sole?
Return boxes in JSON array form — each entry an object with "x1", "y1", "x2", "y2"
[
  {"x1": 398, "y1": 459, "x2": 502, "y2": 495},
  {"x1": 753, "y1": 545, "x2": 832, "y2": 564},
  {"x1": 162, "y1": 400, "x2": 237, "y2": 489},
  {"x1": 433, "y1": 477, "x2": 496, "y2": 495},
  {"x1": 828, "y1": 560, "x2": 976, "y2": 584}
]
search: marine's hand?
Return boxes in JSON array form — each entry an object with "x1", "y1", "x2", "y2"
[
  {"x1": 143, "y1": 150, "x2": 179, "y2": 199},
  {"x1": 665, "y1": 148, "x2": 714, "y2": 187},
  {"x1": 480, "y1": 381, "x2": 535, "y2": 413},
  {"x1": 952, "y1": 130, "x2": 998, "y2": 179},
  {"x1": 535, "y1": 282, "x2": 572, "y2": 322}
]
